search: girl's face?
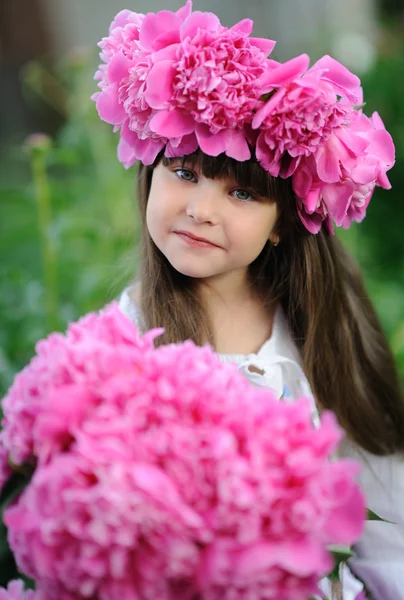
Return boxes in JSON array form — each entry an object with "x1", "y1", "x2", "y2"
[{"x1": 146, "y1": 160, "x2": 279, "y2": 284}]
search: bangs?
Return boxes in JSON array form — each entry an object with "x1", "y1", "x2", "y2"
[{"x1": 161, "y1": 149, "x2": 280, "y2": 200}]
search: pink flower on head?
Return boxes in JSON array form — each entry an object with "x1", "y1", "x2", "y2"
[
  {"x1": 253, "y1": 53, "x2": 395, "y2": 233},
  {"x1": 146, "y1": 13, "x2": 275, "y2": 161},
  {"x1": 93, "y1": 2, "x2": 276, "y2": 166},
  {"x1": 93, "y1": 3, "x2": 193, "y2": 167},
  {"x1": 94, "y1": 10, "x2": 145, "y2": 90},
  {"x1": 253, "y1": 54, "x2": 362, "y2": 177},
  {"x1": 0, "y1": 581, "x2": 36, "y2": 600},
  {"x1": 337, "y1": 111, "x2": 395, "y2": 228},
  {"x1": 291, "y1": 108, "x2": 395, "y2": 231}
]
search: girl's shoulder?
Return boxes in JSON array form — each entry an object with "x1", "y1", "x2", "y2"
[
  {"x1": 343, "y1": 443, "x2": 404, "y2": 599},
  {"x1": 118, "y1": 284, "x2": 143, "y2": 329}
]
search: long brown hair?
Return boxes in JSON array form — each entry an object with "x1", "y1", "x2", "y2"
[{"x1": 136, "y1": 150, "x2": 404, "y2": 456}]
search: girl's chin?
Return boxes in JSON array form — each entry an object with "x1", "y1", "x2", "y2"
[{"x1": 168, "y1": 258, "x2": 221, "y2": 280}]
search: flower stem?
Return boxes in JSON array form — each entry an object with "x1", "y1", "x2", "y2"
[{"x1": 28, "y1": 136, "x2": 59, "y2": 332}]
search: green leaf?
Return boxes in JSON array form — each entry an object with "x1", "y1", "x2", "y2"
[
  {"x1": 328, "y1": 545, "x2": 355, "y2": 580},
  {"x1": 367, "y1": 509, "x2": 395, "y2": 524}
]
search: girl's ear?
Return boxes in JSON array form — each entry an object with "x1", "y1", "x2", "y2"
[{"x1": 269, "y1": 232, "x2": 280, "y2": 247}]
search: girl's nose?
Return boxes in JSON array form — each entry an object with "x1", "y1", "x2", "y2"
[{"x1": 185, "y1": 183, "x2": 219, "y2": 224}]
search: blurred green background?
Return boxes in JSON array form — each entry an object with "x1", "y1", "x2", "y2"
[{"x1": 1, "y1": 0, "x2": 404, "y2": 586}]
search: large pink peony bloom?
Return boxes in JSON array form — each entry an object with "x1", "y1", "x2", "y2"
[
  {"x1": 253, "y1": 54, "x2": 362, "y2": 177},
  {"x1": 93, "y1": 1, "x2": 276, "y2": 166},
  {"x1": 93, "y1": 3, "x2": 194, "y2": 166},
  {"x1": 291, "y1": 110, "x2": 395, "y2": 232},
  {"x1": 251, "y1": 53, "x2": 394, "y2": 233},
  {"x1": 145, "y1": 13, "x2": 275, "y2": 161},
  {"x1": 0, "y1": 581, "x2": 36, "y2": 600},
  {"x1": 1, "y1": 304, "x2": 365, "y2": 600}
]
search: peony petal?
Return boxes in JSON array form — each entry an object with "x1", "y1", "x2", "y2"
[
  {"x1": 165, "y1": 133, "x2": 199, "y2": 158},
  {"x1": 323, "y1": 481, "x2": 366, "y2": 544},
  {"x1": 107, "y1": 51, "x2": 134, "y2": 85},
  {"x1": 196, "y1": 124, "x2": 228, "y2": 156},
  {"x1": 139, "y1": 10, "x2": 181, "y2": 51},
  {"x1": 225, "y1": 131, "x2": 251, "y2": 161},
  {"x1": 279, "y1": 154, "x2": 301, "y2": 179},
  {"x1": 310, "y1": 55, "x2": 362, "y2": 103},
  {"x1": 249, "y1": 37, "x2": 276, "y2": 57},
  {"x1": 180, "y1": 11, "x2": 221, "y2": 40},
  {"x1": 371, "y1": 110, "x2": 385, "y2": 131},
  {"x1": 145, "y1": 61, "x2": 176, "y2": 109},
  {"x1": 335, "y1": 126, "x2": 368, "y2": 156},
  {"x1": 229, "y1": 18, "x2": 254, "y2": 36},
  {"x1": 152, "y1": 30, "x2": 183, "y2": 50},
  {"x1": 366, "y1": 130, "x2": 395, "y2": 165},
  {"x1": 118, "y1": 133, "x2": 163, "y2": 167},
  {"x1": 323, "y1": 181, "x2": 354, "y2": 226},
  {"x1": 176, "y1": 0, "x2": 193, "y2": 22},
  {"x1": 350, "y1": 160, "x2": 379, "y2": 185},
  {"x1": 315, "y1": 140, "x2": 341, "y2": 183},
  {"x1": 255, "y1": 132, "x2": 280, "y2": 176},
  {"x1": 377, "y1": 172, "x2": 392, "y2": 190},
  {"x1": 252, "y1": 88, "x2": 286, "y2": 129},
  {"x1": 276, "y1": 539, "x2": 333, "y2": 576},
  {"x1": 292, "y1": 166, "x2": 313, "y2": 199},
  {"x1": 117, "y1": 137, "x2": 138, "y2": 169},
  {"x1": 259, "y1": 54, "x2": 310, "y2": 91},
  {"x1": 305, "y1": 188, "x2": 322, "y2": 213},
  {"x1": 151, "y1": 43, "x2": 179, "y2": 63},
  {"x1": 95, "y1": 83, "x2": 126, "y2": 125},
  {"x1": 150, "y1": 108, "x2": 195, "y2": 137},
  {"x1": 110, "y1": 10, "x2": 136, "y2": 32},
  {"x1": 297, "y1": 201, "x2": 325, "y2": 234}
]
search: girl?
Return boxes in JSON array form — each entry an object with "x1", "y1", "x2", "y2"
[{"x1": 94, "y1": 2, "x2": 404, "y2": 598}]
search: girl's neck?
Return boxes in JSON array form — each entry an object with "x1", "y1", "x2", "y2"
[{"x1": 198, "y1": 273, "x2": 275, "y2": 355}]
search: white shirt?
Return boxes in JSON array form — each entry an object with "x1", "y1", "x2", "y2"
[{"x1": 118, "y1": 288, "x2": 404, "y2": 599}]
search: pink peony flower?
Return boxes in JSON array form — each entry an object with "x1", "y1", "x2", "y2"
[
  {"x1": 249, "y1": 52, "x2": 395, "y2": 232},
  {"x1": 290, "y1": 109, "x2": 395, "y2": 232},
  {"x1": 145, "y1": 14, "x2": 275, "y2": 161},
  {"x1": 93, "y1": 3, "x2": 194, "y2": 166},
  {"x1": 0, "y1": 304, "x2": 161, "y2": 466},
  {"x1": 0, "y1": 581, "x2": 36, "y2": 600},
  {"x1": 94, "y1": 10, "x2": 145, "y2": 90},
  {"x1": 253, "y1": 54, "x2": 362, "y2": 177},
  {"x1": 1, "y1": 305, "x2": 366, "y2": 599},
  {"x1": 93, "y1": 2, "x2": 276, "y2": 166}
]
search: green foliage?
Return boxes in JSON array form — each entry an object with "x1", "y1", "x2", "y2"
[
  {"x1": 0, "y1": 32, "x2": 404, "y2": 587},
  {"x1": 0, "y1": 56, "x2": 139, "y2": 403}
]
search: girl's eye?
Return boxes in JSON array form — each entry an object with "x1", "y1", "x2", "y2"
[
  {"x1": 174, "y1": 168, "x2": 197, "y2": 182},
  {"x1": 232, "y1": 189, "x2": 254, "y2": 202}
]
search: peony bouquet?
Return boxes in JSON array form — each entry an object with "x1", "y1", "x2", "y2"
[{"x1": 0, "y1": 304, "x2": 366, "y2": 600}]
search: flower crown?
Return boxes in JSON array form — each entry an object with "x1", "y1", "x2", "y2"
[{"x1": 93, "y1": 0, "x2": 395, "y2": 233}]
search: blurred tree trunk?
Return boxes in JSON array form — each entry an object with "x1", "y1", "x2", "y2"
[
  {"x1": 0, "y1": 0, "x2": 54, "y2": 143},
  {"x1": 0, "y1": 0, "x2": 51, "y2": 66}
]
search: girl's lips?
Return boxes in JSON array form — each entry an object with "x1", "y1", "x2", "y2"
[{"x1": 174, "y1": 230, "x2": 221, "y2": 249}]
